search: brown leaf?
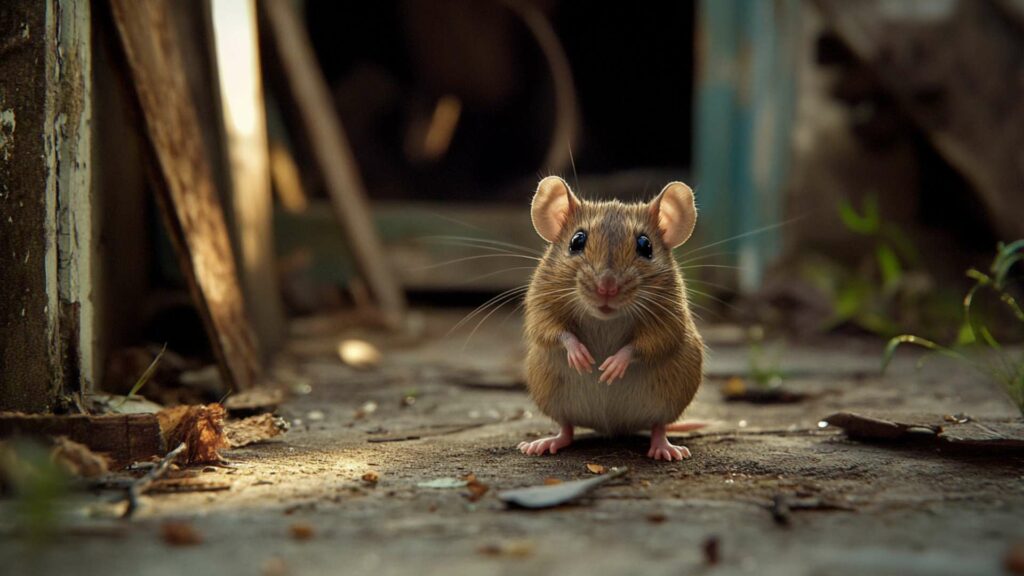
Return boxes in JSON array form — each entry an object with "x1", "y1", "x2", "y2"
[
  {"x1": 289, "y1": 522, "x2": 315, "y2": 541},
  {"x1": 585, "y1": 463, "x2": 606, "y2": 474},
  {"x1": 51, "y1": 436, "x2": 109, "y2": 477},
  {"x1": 157, "y1": 404, "x2": 229, "y2": 465},
  {"x1": 466, "y1": 480, "x2": 489, "y2": 502},
  {"x1": 225, "y1": 414, "x2": 289, "y2": 448},
  {"x1": 161, "y1": 521, "x2": 202, "y2": 546},
  {"x1": 543, "y1": 478, "x2": 562, "y2": 486},
  {"x1": 361, "y1": 471, "x2": 380, "y2": 484},
  {"x1": 478, "y1": 540, "x2": 534, "y2": 558}
]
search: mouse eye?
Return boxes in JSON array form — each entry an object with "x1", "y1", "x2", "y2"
[
  {"x1": 636, "y1": 234, "x2": 653, "y2": 259},
  {"x1": 569, "y1": 230, "x2": 587, "y2": 254}
]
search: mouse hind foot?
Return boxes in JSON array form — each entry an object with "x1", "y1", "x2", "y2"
[
  {"x1": 647, "y1": 423, "x2": 691, "y2": 461},
  {"x1": 518, "y1": 423, "x2": 574, "y2": 455}
]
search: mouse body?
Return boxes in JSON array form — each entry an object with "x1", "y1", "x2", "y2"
[{"x1": 520, "y1": 176, "x2": 704, "y2": 461}]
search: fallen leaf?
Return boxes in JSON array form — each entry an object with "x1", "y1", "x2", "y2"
[
  {"x1": 465, "y1": 476, "x2": 489, "y2": 502},
  {"x1": 51, "y1": 436, "x2": 109, "y2": 477},
  {"x1": 161, "y1": 521, "x2": 202, "y2": 546},
  {"x1": 337, "y1": 339, "x2": 381, "y2": 369},
  {"x1": 586, "y1": 463, "x2": 606, "y2": 474},
  {"x1": 157, "y1": 404, "x2": 229, "y2": 464},
  {"x1": 498, "y1": 467, "x2": 629, "y2": 509},
  {"x1": 703, "y1": 536, "x2": 720, "y2": 565},
  {"x1": 417, "y1": 477, "x2": 468, "y2": 489},
  {"x1": 478, "y1": 540, "x2": 534, "y2": 558},
  {"x1": 647, "y1": 513, "x2": 667, "y2": 524},
  {"x1": 361, "y1": 471, "x2": 380, "y2": 484},
  {"x1": 722, "y1": 376, "x2": 746, "y2": 398},
  {"x1": 289, "y1": 522, "x2": 315, "y2": 541},
  {"x1": 543, "y1": 478, "x2": 562, "y2": 486},
  {"x1": 225, "y1": 414, "x2": 289, "y2": 447},
  {"x1": 1006, "y1": 541, "x2": 1024, "y2": 575}
]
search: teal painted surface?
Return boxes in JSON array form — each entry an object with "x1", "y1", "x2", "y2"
[{"x1": 694, "y1": 0, "x2": 800, "y2": 292}]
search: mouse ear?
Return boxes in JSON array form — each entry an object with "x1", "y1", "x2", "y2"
[
  {"x1": 531, "y1": 176, "x2": 580, "y2": 243},
  {"x1": 649, "y1": 182, "x2": 696, "y2": 248}
]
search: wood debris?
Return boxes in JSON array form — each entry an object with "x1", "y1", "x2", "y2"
[
  {"x1": 225, "y1": 414, "x2": 289, "y2": 448},
  {"x1": 157, "y1": 404, "x2": 229, "y2": 464},
  {"x1": 0, "y1": 412, "x2": 162, "y2": 469},
  {"x1": 478, "y1": 540, "x2": 534, "y2": 558},
  {"x1": 823, "y1": 412, "x2": 1024, "y2": 449},
  {"x1": 224, "y1": 386, "x2": 287, "y2": 416}
]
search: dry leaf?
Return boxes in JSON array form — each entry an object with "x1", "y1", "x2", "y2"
[
  {"x1": 585, "y1": 463, "x2": 606, "y2": 474},
  {"x1": 157, "y1": 404, "x2": 229, "y2": 464},
  {"x1": 361, "y1": 471, "x2": 380, "y2": 484},
  {"x1": 465, "y1": 475, "x2": 489, "y2": 502},
  {"x1": 289, "y1": 522, "x2": 315, "y2": 541},
  {"x1": 647, "y1": 513, "x2": 667, "y2": 524},
  {"x1": 478, "y1": 540, "x2": 534, "y2": 558},
  {"x1": 337, "y1": 339, "x2": 381, "y2": 369},
  {"x1": 161, "y1": 521, "x2": 202, "y2": 546},
  {"x1": 225, "y1": 414, "x2": 289, "y2": 448},
  {"x1": 543, "y1": 478, "x2": 562, "y2": 486},
  {"x1": 722, "y1": 376, "x2": 747, "y2": 398},
  {"x1": 51, "y1": 436, "x2": 109, "y2": 478}
]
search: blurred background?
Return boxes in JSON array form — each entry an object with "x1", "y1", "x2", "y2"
[{"x1": 2, "y1": 0, "x2": 1023, "y2": 409}]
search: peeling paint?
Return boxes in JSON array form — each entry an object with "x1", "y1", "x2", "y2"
[{"x1": 0, "y1": 108, "x2": 15, "y2": 162}]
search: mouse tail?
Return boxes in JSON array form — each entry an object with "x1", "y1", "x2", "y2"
[{"x1": 665, "y1": 421, "x2": 708, "y2": 432}]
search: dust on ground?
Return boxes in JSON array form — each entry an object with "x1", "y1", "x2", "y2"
[{"x1": 2, "y1": 310, "x2": 1023, "y2": 576}]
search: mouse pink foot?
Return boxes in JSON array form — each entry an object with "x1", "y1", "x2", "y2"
[
  {"x1": 518, "y1": 423, "x2": 574, "y2": 456},
  {"x1": 647, "y1": 423, "x2": 691, "y2": 461}
]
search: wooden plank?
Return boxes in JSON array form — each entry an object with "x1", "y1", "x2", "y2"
[
  {"x1": 815, "y1": 0, "x2": 1024, "y2": 240},
  {"x1": 208, "y1": 0, "x2": 285, "y2": 353},
  {"x1": 108, "y1": 0, "x2": 263, "y2": 391},
  {"x1": 0, "y1": 412, "x2": 164, "y2": 469},
  {"x1": 260, "y1": 0, "x2": 407, "y2": 326}
]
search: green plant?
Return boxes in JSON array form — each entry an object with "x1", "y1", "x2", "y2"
[
  {"x1": 747, "y1": 325, "x2": 785, "y2": 389},
  {"x1": 0, "y1": 440, "x2": 70, "y2": 543},
  {"x1": 882, "y1": 241, "x2": 1024, "y2": 415}
]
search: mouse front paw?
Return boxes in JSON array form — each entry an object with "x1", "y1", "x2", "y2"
[
  {"x1": 598, "y1": 344, "x2": 633, "y2": 384},
  {"x1": 561, "y1": 333, "x2": 595, "y2": 374}
]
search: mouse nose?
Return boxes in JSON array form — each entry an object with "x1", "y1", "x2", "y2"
[{"x1": 596, "y1": 276, "x2": 619, "y2": 297}]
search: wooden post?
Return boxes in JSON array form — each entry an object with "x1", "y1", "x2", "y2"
[
  {"x1": 208, "y1": 0, "x2": 286, "y2": 353},
  {"x1": 694, "y1": 0, "x2": 800, "y2": 292},
  {"x1": 109, "y1": 0, "x2": 263, "y2": 391},
  {"x1": 0, "y1": 0, "x2": 94, "y2": 412},
  {"x1": 261, "y1": 0, "x2": 407, "y2": 326}
]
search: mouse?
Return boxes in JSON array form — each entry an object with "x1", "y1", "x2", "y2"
[{"x1": 518, "y1": 175, "x2": 705, "y2": 461}]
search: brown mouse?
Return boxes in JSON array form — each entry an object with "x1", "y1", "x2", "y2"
[{"x1": 519, "y1": 176, "x2": 704, "y2": 461}]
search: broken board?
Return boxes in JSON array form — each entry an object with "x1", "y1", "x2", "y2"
[
  {"x1": 0, "y1": 412, "x2": 163, "y2": 469},
  {"x1": 108, "y1": 0, "x2": 262, "y2": 391}
]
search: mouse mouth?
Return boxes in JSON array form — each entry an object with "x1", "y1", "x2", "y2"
[{"x1": 597, "y1": 304, "x2": 615, "y2": 315}]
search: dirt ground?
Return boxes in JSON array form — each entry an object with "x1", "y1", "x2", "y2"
[{"x1": 3, "y1": 310, "x2": 1024, "y2": 576}]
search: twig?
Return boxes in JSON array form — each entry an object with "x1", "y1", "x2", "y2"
[{"x1": 123, "y1": 442, "x2": 186, "y2": 518}]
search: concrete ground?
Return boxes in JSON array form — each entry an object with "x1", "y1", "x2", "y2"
[{"x1": 3, "y1": 310, "x2": 1023, "y2": 576}]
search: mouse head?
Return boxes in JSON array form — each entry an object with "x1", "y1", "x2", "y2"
[{"x1": 531, "y1": 175, "x2": 696, "y2": 320}]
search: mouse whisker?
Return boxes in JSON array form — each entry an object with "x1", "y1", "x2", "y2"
[
  {"x1": 677, "y1": 217, "x2": 801, "y2": 259},
  {"x1": 683, "y1": 286, "x2": 741, "y2": 313},
  {"x1": 447, "y1": 285, "x2": 530, "y2": 337},
  {"x1": 413, "y1": 253, "x2": 541, "y2": 273},
  {"x1": 419, "y1": 235, "x2": 544, "y2": 256}
]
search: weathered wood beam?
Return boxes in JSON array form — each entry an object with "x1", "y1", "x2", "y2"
[
  {"x1": 108, "y1": 0, "x2": 263, "y2": 391},
  {"x1": 261, "y1": 0, "x2": 407, "y2": 326}
]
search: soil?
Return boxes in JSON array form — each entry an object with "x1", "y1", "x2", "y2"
[{"x1": 2, "y1": 310, "x2": 1023, "y2": 576}]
